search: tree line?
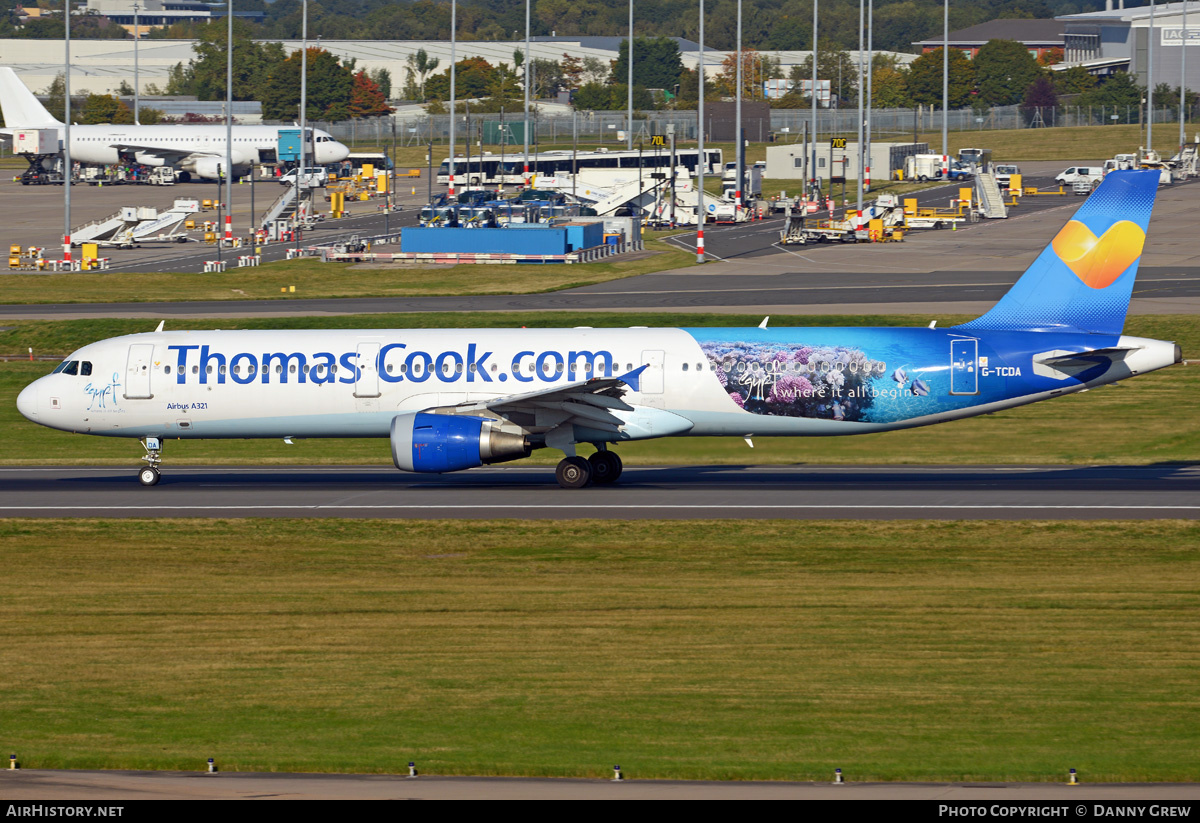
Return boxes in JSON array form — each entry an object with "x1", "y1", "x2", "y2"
[
  {"x1": 3, "y1": 0, "x2": 1104, "y2": 55},
  {"x1": 154, "y1": 22, "x2": 392, "y2": 121}
]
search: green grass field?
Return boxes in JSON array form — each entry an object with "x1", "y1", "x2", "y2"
[
  {"x1": 2, "y1": 313, "x2": 1197, "y2": 467},
  {"x1": 2, "y1": 518, "x2": 1198, "y2": 780}
]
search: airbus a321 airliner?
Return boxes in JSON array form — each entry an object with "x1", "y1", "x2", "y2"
[{"x1": 16, "y1": 170, "x2": 1181, "y2": 488}]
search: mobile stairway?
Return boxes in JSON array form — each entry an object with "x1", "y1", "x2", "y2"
[{"x1": 974, "y1": 172, "x2": 1008, "y2": 219}]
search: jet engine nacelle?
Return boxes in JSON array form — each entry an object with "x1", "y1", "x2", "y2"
[
  {"x1": 390, "y1": 412, "x2": 530, "y2": 473},
  {"x1": 181, "y1": 151, "x2": 251, "y2": 181},
  {"x1": 132, "y1": 152, "x2": 167, "y2": 167}
]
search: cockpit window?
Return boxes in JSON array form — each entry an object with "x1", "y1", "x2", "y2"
[
  {"x1": 56, "y1": 360, "x2": 79, "y2": 375},
  {"x1": 80, "y1": 361, "x2": 92, "y2": 376}
]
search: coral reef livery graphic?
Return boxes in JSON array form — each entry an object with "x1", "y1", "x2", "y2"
[
  {"x1": 1051, "y1": 219, "x2": 1146, "y2": 290},
  {"x1": 701, "y1": 340, "x2": 929, "y2": 423}
]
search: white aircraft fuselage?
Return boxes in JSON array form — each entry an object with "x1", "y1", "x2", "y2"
[{"x1": 63, "y1": 124, "x2": 350, "y2": 181}]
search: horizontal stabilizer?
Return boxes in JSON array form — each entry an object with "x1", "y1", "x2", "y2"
[{"x1": 1034, "y1": 346, "x2": 1140, "y2": 366}]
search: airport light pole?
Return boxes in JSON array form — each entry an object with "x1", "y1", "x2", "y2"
[
  {"x1": 522, "y1": 0, "x2": 529, "y2": 187},
  {"x1": 63, "y1": 0, "x2": 71, "y2": 266},
  {"x1": 1181, "y1": 0, "x2": 1188, "y2": 152},
  {"x1": 224, "y1": 0, "x2": 233, "y2": 249},
  {"x1": 942, "y1": 0, "x2": 948, "y2": 169},
  {"x1": 697, "y1": 0, "x2": 705, "y2": 264},
  {"x1": 627, "y1": 0, "x2": 633, "y2": 151},
  {"x1": 1148, "y1": 0, "x2": 1155, "y2": 152},
  {"x1": 810, "y1": 0, "x2": 818, "y2": 205},
  {"x1": 292, "y1": 0, "x2": 307, "y2": 256},
  {"x1": 449, "y1": 0, "x2": 456, "y2": 200},
  {"x1": 735, "y1": 0, "x2": 742, "y2": 216},
  {"x1": 855, "y1": 0, "x2": 863, "y2": 216},
  {"x1": 865, "y1": 0, "x2": 873, "y2": 193},
  {"x1": 133, "y1": 1, "x2": 139, "y2": 123}
]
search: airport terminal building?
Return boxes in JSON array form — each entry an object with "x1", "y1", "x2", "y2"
[{"x1": 1057, "y1": 1, "x2": 1199, "y2": 88}]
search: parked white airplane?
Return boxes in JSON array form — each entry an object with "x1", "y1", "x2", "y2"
[
  {"x1": 0, "y1": 67, "x2": 349, "y2": 181},
  {"x1": 15, "y1": 172, "x2": 1182, "y2": 488}
]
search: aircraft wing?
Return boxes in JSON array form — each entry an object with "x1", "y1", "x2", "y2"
[
  {"x1": 446, "y1": 365, "x2": 649, "y2": 435},
  {"x1": 108, "y1": 142, "x2": 202, "y2": 163}
]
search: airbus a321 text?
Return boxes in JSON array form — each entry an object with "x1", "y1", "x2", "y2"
[{"x1": 16, "y1": 171, "x2": 1181, "y2": 488}]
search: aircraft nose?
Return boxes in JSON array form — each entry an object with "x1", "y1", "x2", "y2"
[
  {"x1": 332, "y1": 141, "x2": 350, "y2": 162},
  {"x1": 16, "y1": 380, "x2": 38, "y2": 421}
]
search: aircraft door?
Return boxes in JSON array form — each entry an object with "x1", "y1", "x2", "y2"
[
  {"x1": 640, "y1": 350, "x2": 665, "y2": 394},
  {"x1": 123, "y1": 343, "x2": 154, "y2": 399},
  {"x1": 355, "y1": 342, "x2": 381, "y2": 399},
  {"x1": 950, "y1": 338, "x2": 979, "y2": 396}
]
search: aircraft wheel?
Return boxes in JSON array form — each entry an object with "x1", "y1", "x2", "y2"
[
  {"x1": 555, "y1": 456, "x2": 592, "y2": 489},
  {"x1": 138, "y1": 467, "x2": 161, "y2": 487},
  {"x1": 588, "y1": 451, "x2": 623, "y2": 484},
  {"x1": 918, "y1": 175, "x2": 928, "y2": 182}
]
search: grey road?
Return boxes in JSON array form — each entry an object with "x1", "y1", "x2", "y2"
[
  {"x1": 2, "y1": 464, "x2": 1196, "y2": 520},
  {"x1": 4, "y1": 770, "x2": 1200, "y2": 800}
]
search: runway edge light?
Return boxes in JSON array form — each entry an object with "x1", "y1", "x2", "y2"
[
  {"x1": 408, "y1": 761, "x2": 418, "y2": 778},
  {"x1": 9, "y1": 754, "x2": 17, "y2": 770},
  {"x1": 612, "y1": 765, "x2": 624, "y2": 781},
  {"x1": 207, "y1": 757, "x2": 217, "y2": 773},
  {"x1": 1069, "y1": 768, "x2": 1079, "y2": 785},
  {"x1": 834, "y1": 767, "x2": 844, "y2": 785}
]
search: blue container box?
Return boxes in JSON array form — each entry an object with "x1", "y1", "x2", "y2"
[
  {"x1": 277, "y1": 128, "x2": 302, "y2": 163},
  {"x1": 561, "y1": 222, "x2": 604, "y2": 251},
  {"x1": 402, "y1": 227, "x2": 569, "y2": 255}
]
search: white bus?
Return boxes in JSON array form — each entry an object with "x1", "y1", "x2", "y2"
[{"x1": 436, "y1": 147, "x2": 723, "y2": 186}]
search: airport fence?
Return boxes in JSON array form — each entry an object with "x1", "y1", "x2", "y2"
[{"x1": 285, "y1": 103, "x2": 1198, "y2": 148}]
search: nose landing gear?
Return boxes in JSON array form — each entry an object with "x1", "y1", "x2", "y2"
[{"x1": 138, "y1": 437, "x2": 162, "y2": 486}]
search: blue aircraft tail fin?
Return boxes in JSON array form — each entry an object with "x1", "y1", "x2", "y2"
[{"x1": 954, "y1": 169, "x2": 1159, "y2": 335}]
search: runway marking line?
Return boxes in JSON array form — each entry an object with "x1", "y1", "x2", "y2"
[{"x1": 2, "y1": 504, "x2": 1198, "y2": 511}]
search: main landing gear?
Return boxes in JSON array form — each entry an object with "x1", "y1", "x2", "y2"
[
  {"x1": 554, "y1": 448, "x2": 623, "y2": 489},
  {"x1": 138, "y1": 437, "x2": 163, "y2": 486}
]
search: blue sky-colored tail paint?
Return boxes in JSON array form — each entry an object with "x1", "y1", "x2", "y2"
[{"x1": 955, "y1": 170, "x2": 1159, "y2": 335}]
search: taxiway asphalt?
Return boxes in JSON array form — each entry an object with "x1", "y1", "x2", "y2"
[{"x1": 2, "y1": 464, "x2": 1196, "y2": 520}]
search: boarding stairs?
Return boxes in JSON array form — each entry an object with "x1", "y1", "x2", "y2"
[
  {"x1": 127, "y1": 201, "x2": 199, "y2": 243},
  {"x1": 261, "y1": 186, "x2": 314, "y2": 230},
  {"x1": 974, "y1": 172, "x2": 1008, "y2": 219},
  {"x1": 71, "y1": 210, "x2": 140, "y2": 244}
]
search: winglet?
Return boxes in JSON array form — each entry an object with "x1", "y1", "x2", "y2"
[
  {"x1": 759, "y1": 316, "x2": 770, "y2": 329},
  {"x1": 617, "y1": 364, "x2": 649, "y2": 392}
]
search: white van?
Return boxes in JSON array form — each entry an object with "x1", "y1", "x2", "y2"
[
  {"x1": 279, "y1": 167, "x2": 329, "y2": 188},
  {"x1": 1055, "y1": 166, "x2": 1103, "y2": 185},
  {"x1": 993, "y1": 163, "x2": 1020, "y2": 190}
]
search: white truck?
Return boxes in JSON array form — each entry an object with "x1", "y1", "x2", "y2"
[
  {"x1": 903, "y1": 154, "x2": 945, "y2": 182},
  {"x1": 993, "y1": 164, "x2": 1020, "y2": 191},
  {"x1": 279, "y1": 167, "x2": 329, "y2": 188}
]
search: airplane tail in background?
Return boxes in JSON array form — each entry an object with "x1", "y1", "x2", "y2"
[
  {"x1": 0, "y1": 66, "x2": 62, "y2": 128},
  {"x1": 955, "y1": 169, "x2": 1159, "y2": 336}
]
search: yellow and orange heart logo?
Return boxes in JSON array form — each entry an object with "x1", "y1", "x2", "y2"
[{"x1": 1051, "y1": 219, "x2": 1145, "y2": 290}]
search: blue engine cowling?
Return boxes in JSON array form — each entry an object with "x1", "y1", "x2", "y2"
[{"x1": 390, "y1": 412, "x2": 530, "y2": 473}]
